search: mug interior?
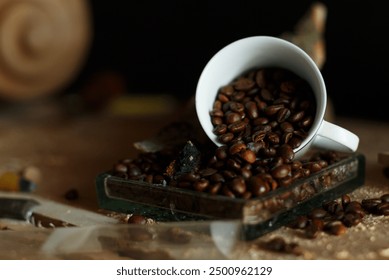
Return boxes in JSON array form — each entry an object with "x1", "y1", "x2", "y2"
[{"x1": 195, "y1": 36, "x2": 326, "y2": 154}]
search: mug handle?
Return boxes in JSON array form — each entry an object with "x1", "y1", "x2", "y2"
[{"x1": 313, "y1": 120, "x2": 359, "y2": 153}]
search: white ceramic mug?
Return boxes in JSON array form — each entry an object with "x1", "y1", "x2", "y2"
[{"x1": 195, "y1": 36, "x2": 359, "y2": 158}]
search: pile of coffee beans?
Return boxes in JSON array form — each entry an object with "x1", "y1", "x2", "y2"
[
  {"x1": 288, "y1": 193, "x2": 389, "y2": 238},
  {"x1": 210, "y1": 67, "x2": 316, "y2": 155},
  {"x1": 110, "y1": 67, "x2": 340, "y2": 199}
]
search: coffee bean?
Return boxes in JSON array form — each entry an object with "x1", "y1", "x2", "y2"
[
  {"x1": 213, "y1": 124, "x2": 227, "y2": 135},
  {"x1": 278, "y1": 144, "x2": 295, "y2": 162},
  {"x1": 277, "y1": 108, "x2": 291, "y2": 123},
  {"x1": 381, "y1": 194, "x2": 389, "y2": 203},
  {"x1": 128, "y1": 214, "x2": 147, "y2": 224},
  {"x1": 342, "y1": 213, "x2": 362, "y2": 227},
  {"x1": 229, "y1": 142, "x2": 247, "y2": 155},
  {"x1": 240, "y1": 149, "x2": 257, "y2": 164},
  {"x1": 288, "y1": 215, "x2": 308, "y2": 229},
  {"x1": 377, "y1": 202, "x2": 389, "y2": 216},
  {"x1": 264, "y1": 104, "x2": 284, "y2": 116},
  {"x1": 228, "y1": 121, "x2": 247, "y2": 133},
  {"x1": 218, "y1": 132, "x2": 234, "y2": 144},
  {"x1": 245, "y1": 101, "x2": 259, "y2": 119},
  {"x1": 324, "y1": 221, "x2": 347, "y2": 236},
  {"x1": 361, "y1": 198, "x2": 381, "y2": 213},
  {"x1": 193, "y1": 178, "x2": 209, "y2": 192},
  {"x1": 234, "y1": 77, "x2": 255, "y2": 91},
  {"x1": 229, "y1": 177, "x2": 246, "y2": 195},
  {"x1": 271, "y1": 164, "x2": 291, "y2": 179},
  {"x1": 249, "y1": 176, "x2": 270, "y2": 196},
  {"x1": 225, "y1": 112, "x2": 241, "y2": 124},
  {"x1": 229, "y1": 101, "x2": 245, "y2": 113}
]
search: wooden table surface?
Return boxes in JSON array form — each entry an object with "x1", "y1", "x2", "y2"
[{"x1": 0, "y1": 96, "x2": 388, "y2": 260}]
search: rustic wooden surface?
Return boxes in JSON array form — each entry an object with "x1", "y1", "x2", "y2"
[{"x1": 0, "y1": 97, "x2": 388, "y2": 259}]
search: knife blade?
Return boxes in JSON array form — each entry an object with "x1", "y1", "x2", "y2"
[{"x1": 0, "y1": 197, "x2": 75, "y2": 228}]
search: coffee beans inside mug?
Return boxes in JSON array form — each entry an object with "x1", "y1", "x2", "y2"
[{"x1": 210, "y1": 67, "x2": 316, "y2": 158}]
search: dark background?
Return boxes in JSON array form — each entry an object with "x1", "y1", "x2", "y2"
[{"x1": 69, "y1": 0, "x2": 389, "y2": 120}]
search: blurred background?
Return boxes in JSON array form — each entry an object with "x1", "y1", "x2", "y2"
[
  {"x1": 71, "y1": 0, "x2": 389, "y2": 121},
  {"x1": 0, "y1": 0, "x2": 388, "y2": 120}
]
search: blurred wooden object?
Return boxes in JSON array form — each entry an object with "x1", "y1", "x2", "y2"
[
  {"x1": 0, "y1": 0, "x2": 91, "y2": 100},
  {"x1": 281, "y1": 2, "x2": 334, "y2": 122}
]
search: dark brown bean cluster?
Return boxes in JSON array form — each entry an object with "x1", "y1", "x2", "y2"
[
  {"x1": 257, "y1": 236, "x2": 303, "y2": 256},
  {"x1": 110, "y1": 69, "x2": 341, "y2": 198},
  {"x1": 288, "y1": 193, "x2": 389, "y2": 238},
  {"x1": 210, "y1": 67, "x2": 316, "y2": 159}
]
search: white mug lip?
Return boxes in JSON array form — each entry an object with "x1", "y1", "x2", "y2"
[{"x1": 195, "y1": 35, "x2": 326, "y2": 154}]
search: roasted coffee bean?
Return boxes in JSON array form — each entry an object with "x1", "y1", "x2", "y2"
[
  {"x1": 128, "y1": 214, "x2": 147, "y2": 224},
  {"x1": 229, "y1": 101, "x2": 245, "y2": 113},
  {"x1": 267, "y1": 132, "x2": 280, "y2": 145},
  {"x1": 220, "y1": 85, "x2": 234, "y2": 95},
  {"x1": 218, "y1": 132, "x2": 234, "y2": 144},
  {"x1": 306, "y1": 162, "x2": 322, "y2": 173},
  {"x1": 300, "y1": 116, "x2": 313, "y2": 128},
  {"x1": 213, "y1": 124, "x2": 228, "y2": 135},
  {"x1": 361, "y1": 198, "x2": 381, "y2": 213},
  {"x1": 232, "y1": 91, "x2": 246, "y2": 101},
  {"x1": 264, "y1": 104, "x2": 284, "y2": 116},
  {"x1": 323, "y1": 201, "x2": 343, "y2": 215},
  {"x1": 249, "y1": 176, "x2": 270, "y2": 196},
  {"x1": 288, "y1": 215, "x2": 309, "y2": 229},
  {"x1": 245, "y1": 101, "x2": 259, "y2": 119},
  {"x1": 277, "y1": 108, "x2": 291, "y2": 123},
  {"x1": 222, "y1": 186, "x2": 236, "y2": 198},
  {"x1": 252, "y1": 130, "x2": 267, "y2": 142},
  {"x1": 280, "y1": 80, "x2": 297, "y2": 93},
  {"x1": 225, "y1": 112, "x2": 241, "y2": 124},
  {"x1": 253, "y1": 117, "x2": 269, "y2": 126},
  {"x1": 208, "y1": 183, "x2": 221, "y2": 195},
  {"x1": 228, "y1": 121, "x2": 247, "y2": 133},
  {"x1": 271, "y1": 164, "x2": 291, "y2": 179},
  {"x1": 305, "y1": 223, "x2": 320, "y2": 239},
  {"x1": 210, "y1": 108, "x2": 224, "y2": 117},
  {"x1": 288, "y1": 111, "x2": 305, "y2": 123},
  {"x1": 341, "y1": 194, "x2": 351, "y2": 207},
  {"x1": 278, "y1": 144, "x2": 295, "y2": 162},
  {"x1": 260, "y1": 88, "x2": 273, "y2": 101},
  {"x1": 193, "y1": 178, "x2": 209, "y2": 192},
  {"x1": 377, "y1": 202, "x2": 389, "y2": 216},
  {"x1": 113, "y1": 163, "x2": 128, "y2": 173},
  {"x1": 342, "y1": 213, "x2": 362, "y2": 227},
  {"x1": 255, "y1": 69, "x2": 267, "y2": 88},
  {"x1": 178, "y1": 172, "x2": 200, "y2": 182},
  {"x1": 229, "y1": 177, "x2": 246, "y2": 195},
  {"x1": 234, "y1": 77, "x2": 255, "y2": 91},
  {"x1": 381, "y1": 194, "x2": 389, "y2": 203},
  {"x1": 210, "y1": 173, "x2": 225, "y2": 183},
  {"x1": 288, "y1": 137, "x2": 302, "y2": 149},
  {"x1": 240, "y1": 149, "x2": 256, "y2": 164},
  {"x1": 215, "y1": 146, "x2": 228, "y2": 160},
  {"x1": 211, "y1": 116, "x2": 223, "y2": 126},
  {"x1": 217, "y1": 93, "x2": 230, "y2": 103},
  {"x1": 229, "y1": 141, "x2": 247, "y2": 155},
  {"x1": 324, "y1": 221, "x2": 347, "y2": 236}
]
